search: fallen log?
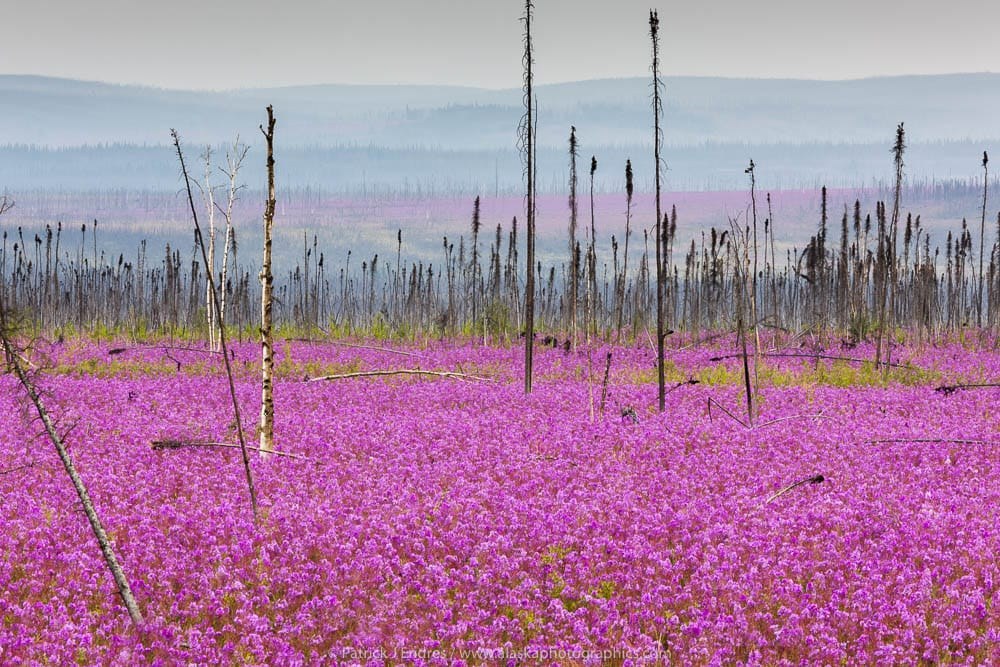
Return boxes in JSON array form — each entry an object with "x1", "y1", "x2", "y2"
[
  {"x1": 306, "y1": 369, "x2": 490, "y2": 383},
  {"x1": 152, "y1": 440, "x2": 315, "y2": 462}
]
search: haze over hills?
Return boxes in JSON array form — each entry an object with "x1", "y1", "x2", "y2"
[{"x1": 0, "y1": 73, "x2": 998, "y2": 192}]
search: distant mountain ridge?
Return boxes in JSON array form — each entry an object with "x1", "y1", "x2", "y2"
[
  {"x1": 1, "y1": 73, "x2": 999, "y2": 148},
  {"x1": 0, "y1": 74, "x2": 997, "y2": 192}
]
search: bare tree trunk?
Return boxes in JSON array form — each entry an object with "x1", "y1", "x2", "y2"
[
  {"x1": 768, "y1": 194, "x2": 779, "y2": 330},
  {"x1": 746, "y1": 160, "x2": 760, "y2": 397},
  {"x1": 650, "y1": 10, "x2": 666, "y2": 412},
  {"x1": 172, "y1": 129, "x2": 260, "y2": 525},
  {"x1": 201, "y1": 148, "x2": 218, "y2": 351},
  {"x1": 521, "y1": 0, "x2": 536, "y2": 394},
  {"x1": 470, "y1": 196, "x2": 481, "y2": 338},
  {"x1": 218, "y1": 137, "x2": 248, "y2": 333},
  {"x1": 883, "y1": 123, "x2": 906, "y2": 373},
  {"x1": 978, "y1": 152, "x2": 989, "y2": 328},
  {"x1": 260, "y1": 106, "x2": 277, "y2": 455},
  {"x1": 568, "y1": 127, "x2": 578, "y2": 347},
  {"x1": 588, "y1": 155, "x2": 597, "y2": 340},
  {"x1": 616, "y1": 160, "x2": 634, "y2": 340}
]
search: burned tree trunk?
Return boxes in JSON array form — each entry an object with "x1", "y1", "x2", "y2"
[
  {"x1": 568, "y1": 127, "x2": 579, "y2": 347},
  {"x1": 521, "y1": 0, "x2": 536, "y2": 393},
  {"x1": 650, "y1": 10, "x2": 666, "y2": 412}
]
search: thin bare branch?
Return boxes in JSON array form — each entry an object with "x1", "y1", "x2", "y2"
[
  {"x1": 172, "y1": 128, "x2": 260, "y2": 526},
  {"x1": 0, "y1": 461, "x2": 33, "y2": 476},
  {"x1": 764, "y1": 474, "x2": 826, "y2": 505},
  {"x1": 754, "y1": 411, "x2": 828, "y2": 429},
  {"x1": 665, "y1": 377, "x2": 700, "y2": 395},
  {"x1": 108, "y1": 344, "x2": 226, "y2": 357},
  {"x1": 708, "y1": 397, "x2": 825, "y2": 430},
  {"x1": 306, "y1": 369, "x2": 491, "y2": 383},
  {"x1": 869, "y1": 437, "x2": 998, "y2": 445},
  {"x1": 709, "y1": 351, "x2": 917, "y2": 370},
  {"x1": 152, "y1": 440, "x2": 316, "y2": 462},
  {"x1": 707, "y1": 397, "x2": 749, "y2": 428},
  {"x1": 934, "y1": 382, "x2": 1000, "y2": 395}
]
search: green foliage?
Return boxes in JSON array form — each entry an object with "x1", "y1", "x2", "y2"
[
  {"x1": 594, "y1": 579, "x2": 617, "y2": 600},
  {"x1": 757, "y1": 359, "x2": 942, "y2": 388},
  {"x1": 128, "y1": 318, "x2": 152, "y2": 342},
  {"x1": 697, "y1": 364, "x2": 737, "y2": 386},
  {"x1": 274, "y1": 340, "x2": 296, "y2": 377},
  {"x1": 621, "y1": 359, "x2": 686, "y2": 385},
  {"x1": 484, "y1": 301, "x2": 512, "y2": 340},
  {"x1": 54, "y1": 358, "x2": 181, "y2": 379},
  {"x1": 369, "y1": 313, "x2": 390, "y2": 341},
  {"x1": 848, "y1": 313, "x2": 876, "y2": 343}
]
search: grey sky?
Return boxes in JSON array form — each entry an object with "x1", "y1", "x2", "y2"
[{"x1": 5, "y1": 0, "x2": 999, "y2": 90}]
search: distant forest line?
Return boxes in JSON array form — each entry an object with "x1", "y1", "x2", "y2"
[
  {"x1": 2, "y1": 179, "x2": 996, "y2": 277},
  {"x1": 1, "y1": 140, "x2": 998, "y2": 195}
]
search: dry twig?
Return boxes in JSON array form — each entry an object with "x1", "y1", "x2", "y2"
[
  {"x1": 764, "y1": 474, "x2": 825, "y2": 505},
  {"x1": 152, "y1": 440, "x2": 315, "y2": 462},
  {"x1": 869, "y1": 437, "x2": 997, "y2": 445},
  {"x1": 934, "y1": 382, "x2": 1000, "y2": 395},
  {"x1": 306, "y1": 369, "x2": 490, "y2": 383}
]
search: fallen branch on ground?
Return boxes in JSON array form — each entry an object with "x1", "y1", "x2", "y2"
[
  {"x1": 708, "y1": 352, "x2": 916, "y2": 370},
  {"x1": 108, "y1": 345, "x2": 226, "y2": 357},
  {"x1": 306, "y1": 369, "x2": 490, "y2": 383},
  {"x1": 707, "y1": 397, "x2": 750, "y2": 428},
  {"x1": 152, "y1": 439, "x2": 316, "y2": 462},
  {"x1": 934, "y1": 382, "x2": 1000, "y2": 395},
  {"x1": 764, "y1": 474, "x2": 825, "y2": 505},
  {"x1": 666, "y1": 378, "x2": 700, "y2": 395},
  {"x1": 707, "y1": 398, "x2": 826, "y2": 429},
  {"x1": 0, "y1": 462, "x2": 33, "y2": 476},
  {"x1": 869, "y1": 437, "x2": 998, "y2": 446},
  {"x1": 530, "y1": 455, "x2": 579, "y2": 467}
]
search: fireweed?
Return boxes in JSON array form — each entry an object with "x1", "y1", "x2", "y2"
[{"x1": 1, "y1": 339, "x2": 999, "y2": 664}]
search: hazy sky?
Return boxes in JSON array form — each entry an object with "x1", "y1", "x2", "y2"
[{"x1": 5, "y1": 0, "x2": 999, "y2": 90}]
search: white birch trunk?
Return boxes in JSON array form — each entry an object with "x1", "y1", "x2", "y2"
[
  {"x1": 259, "y1": 108, "x2": 276, "y2": 456},
  {"x1": 203, "y1": 150, "x2": 218, "y2": 351}
]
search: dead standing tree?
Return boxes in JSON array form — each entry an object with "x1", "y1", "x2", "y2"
[
  {"x1": 172, "y1": 130, "x2": 260, "y2": 525},
  {"x1": 470, "y1": 195, "x2": 481, "y2": 338},
  {"x1": 568, "y1": 126, "x2": 579, "y2": 348},
  {"x1": 745, "y1": 160, "x2": 761, "y2": 399},
  {"x1": 876, "y1": 123, "x2": 905, "y2": 372},
  {"x1": 260, "y1": 106, "x2": 277, "y2": 455},
  {"x1": 650, "y1": 9, "x2": 667, "y2": 412},
  {"x1": 520, "y1": 0, "x2": 536, "y2": 393},
  {"x1": 217, "y1": 136, "x2": 249, "y2": 342},
  {"x1": 616, "y1": 159, "x2": 634, "y2": 339},
  {"x1": 587, "y1": 155, "x2": 598, "y2": 340},
  {"x1": 199, "y1": 147, "x2": 220, "y2": 351},
  {"x1": 978, "y1": 151, "x2": 989, "y2": 328}
]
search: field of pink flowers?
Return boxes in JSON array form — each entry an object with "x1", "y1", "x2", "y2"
[{"x1": 2, "y1": 337, "x2": 1000, "y2": 664}]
